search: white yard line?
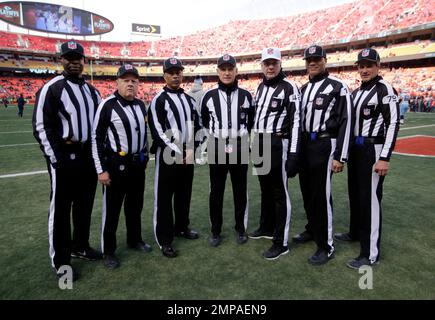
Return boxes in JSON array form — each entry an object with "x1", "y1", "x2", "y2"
[
  {"x1": 400, "y1": 124, "x2": 435, "y2": 131},
  {"x1": 397, "y1": 135, "x2": 429, "y2": 139},
  {"x1": 0, "y1": 170, "x2": 47, "y2": 179},
  {"x1": 0, "y1": 131, "x2": 32, "y2": 134},
  {"x1": 0, "y1": 142, "x2": 38, "y2": 148},
  {"x1": 0, "y1": 158, "x2": 156, "y2": 179},
  {"x1": 393, "y1": 152, "x2": 435, "y2": 158}
]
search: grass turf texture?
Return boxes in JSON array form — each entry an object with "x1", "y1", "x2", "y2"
[{"x1": 0, "y1": 106, "x2": 434, "y2": 299}]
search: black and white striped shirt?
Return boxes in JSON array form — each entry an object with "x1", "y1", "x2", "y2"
[
  {"x1": 200, "y1": 82, "x2": 254, "y2": 139},
  {"x1": 253, "y1": 73, "x2": 301, "y2": 154},
  {"x1": 33, "y1": 72, "x2": 101, "y2": 166},
  {"x1": 92, "y1": 91, "x2": 148, "y2": 174},
  {"x1": 148, "y1": 86, "x2": 201, "y2": 154},
  {"x1": 300, "y1": 71, "x2": 353, "y2": 162},
  {"x1": 352, "y1": 75, "x2": 400, "y2": 161}
]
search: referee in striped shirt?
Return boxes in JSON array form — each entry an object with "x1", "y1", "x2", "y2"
[
  {"x1": 92, "y1": 65, "x2": 151, "y2": 269},
  {"x1": 250, "y1": 47, "x2": 301, "y2": 260},
  {"x1": 293, "y1": 45, "x2": 353, "y2": 265},
  {"x1": 200, "y1": 54, "x2": 254, "y2": 247},
  {"x1": 334, "y1": 48, "x2": 399, "y2": 269},
  {"x1": 148, "y1": 57, "x2": 202, "y2": 258},
  {"x1": 33, "y1": 41, "x2": 102, "y2": 280}
]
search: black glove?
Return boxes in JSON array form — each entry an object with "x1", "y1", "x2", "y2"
[{"x1": 285, "y1": 155, "x2": 299, "y2": 178}]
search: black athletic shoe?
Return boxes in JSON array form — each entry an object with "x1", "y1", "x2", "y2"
[
  {"x1": 71, "y1": 247, "x2": 103, "y2": 261},
  {"x1": 263, "y1": 244, "x2": 289, "y2": 260},
  {"x1": 128, "y1": 241, "x2": 152, "y2": 253},
  {"x1": 209, "y1": 234, "x2": 222, "y2": 247},
  {"x1": 103, "y1": 254, "x2": 120, "y2": 269},
  {"x1": 236, "y1": 232, "x2": 248, "y2": 245},
  {"x1": 175, "y1": 228, "x2": 199, "y2": 240},
  {"x1": 161, "y1": 245, "x2": 177, "y2": 258},
  {"x1": 292, "y1": 231, "x2": 313, "y2": 244},
  {"x1": 308, "y1": 249, "x2": 334, "y2": 265},
  {"x1": 334, "y1": 232, "x2": 358, "y2": 242},
  {"x1": 248, "y1": 229, "x2": 273, "y2": 240},
  {"x1": 346, "y1": 256, "x2": 379, "y2": 270}
]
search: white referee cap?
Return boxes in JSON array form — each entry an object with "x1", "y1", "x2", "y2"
[{"x1": 261, "y1": 47, "x2": 281, "y2": 62}]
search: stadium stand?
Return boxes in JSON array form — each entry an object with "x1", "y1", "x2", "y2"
[
  {"x1": 0, "y1": 0, "x2": 433, "y2": 57},
  {"x1": 1, "y1": 66, "x2": 433, "y2": 106},
  {"x1": 0, "y1": 0, "x2": 433, "y2": 108}
]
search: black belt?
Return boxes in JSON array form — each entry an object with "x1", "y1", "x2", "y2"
[
  {"x1": 257, "y1": 132, "x2": 289, "y2": 138},
  {"x1": 112, "y1": 152, "x2": 143, "y2": 161},
  {"x1": 63, "y1": 140, "x2": 88, "y2": 151},
  {"x1": 213, "y1": 136, "x2": 245, "y2": 142},
  {"x1": 355, "y1": 136, "x2": 385, "y2": 145},
  {"x1": 303, "y1": 132, "x2": 337, "y2": 141}
]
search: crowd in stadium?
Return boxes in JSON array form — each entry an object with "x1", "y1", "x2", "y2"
[
  {"x1": 0, "y1": 0, "x2": 433, "y2": 111},
  {"x1": 0, "y1": 0, "x2": 433, "y2": 57},
  {"x1": 1, "y1": 65, "x2": 434, "y2": 112}
]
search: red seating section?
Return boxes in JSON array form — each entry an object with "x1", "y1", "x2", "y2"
[{"x1": 0, "y1": 0, "x2": 433, "y2": 57}]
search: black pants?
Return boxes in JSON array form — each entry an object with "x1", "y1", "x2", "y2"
[
  {"x1": 153, "y1": 147, "x2": 194, "y2": 247},
  {"x1": 348, "y1": 143, "x2": 384, "y2": 262},
  {"x1": 101, "y1": 157, "x2": 146, "y2": 255},
  {"x1": 299, "y1": 137, "x2": 335, "y2": 253},
  {"x1": 209, "y1": 164, "x2": 248, "y2": 236},
  {"x1": 46, "y1": 145, "x2": 97, "y2": 269},
  {"x1": 254, "y1": 134, "x2": 292, "y2": 247}
]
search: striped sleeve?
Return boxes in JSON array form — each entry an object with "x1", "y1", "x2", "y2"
[
  {"x1": 245, "y1": 91, "x2": 255, "y2": 133},
  {"x1": 140, "y1": 101, "x2": 149, "y2": 159},
  {"x1": 32, "y1": 78, "x2": 63, "y2": 167},
  {"x1": 287, "y1": 80, "x2": 301, "y2": 156},
  {"x1": 200, "y1": 90, "x2": 212, "y2": 130},
  {"x1": 379, "y1": 81, "x2": 400, "y2": 161},
  {"x1": 334, "y1": 82, "x2": 353, "y2": 163},
  {"x1": 91, "y1": 97, "x2": 112, "y2": 174},
  {"x1": 188, "y1": 94, "x2": 203, "y2": 151},
  {"x1": 95, "y1": 89, "x2": 102, "y2": 104},
  {"x1": 148, "y1": 92, "x2": 182, "y2": 154}
]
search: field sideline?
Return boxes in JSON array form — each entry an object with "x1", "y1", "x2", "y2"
[{"x1": 0, "y1": 105, "x2": 434, "y2": 300}]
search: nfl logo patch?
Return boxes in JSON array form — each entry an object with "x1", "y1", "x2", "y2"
[
  {"x1": 267, "y1": 48, "x2": 274, "y2": 55},
  {"x1": 125, "y1": 64, "x2": 133, "y2": 70},
  {"x1": 240, "y1": 112, "x2": 246, "y2": 119},
  {"x1": 309, "y1": 46, "x2": 316, "y2": 54},
  {"x1": 271, "y1": 100, "x2": 278, "y2": 108},
  {"x1": 362, "y1": 49, "x2": 370, "y2": 57},
  {"x1": 316, "y1": 97, "x2": 323, "y2": 105},
  {"x1": 170, "y1": 58, "x2": 177, "y2": 65},
  {"x1": 223, "y1": 54, "x2": 230, "y2": 61},
  {"x1": 363, "y1": 108, "x2": 371, "y2": 116},
  {"x1": 68, "y1": 41, "x2": 77, "y2": 49}
]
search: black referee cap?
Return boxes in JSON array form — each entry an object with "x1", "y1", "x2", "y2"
[
  {"x1": 217, "y1": 54, "x2": 236, "y2": 68},
  {"x1": 60, "y1": 41, "x2": 85, "y2": 58},
  {"x1": 356, "y1": 48, "x2": 380, "y2": 64},
  {"x1": 303, "y1": 45, "x2": 326, "y2": 60},
  {"x1": 163, "y1": 57, "x2": 184, "y2": 73},
  {"x1": 117, "y1": 64, "x2": 139, "y2": 78}
]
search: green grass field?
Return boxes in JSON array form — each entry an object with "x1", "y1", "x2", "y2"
[{"x1": 1, "y1": 105, "x2": 434, "y2": 300}]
